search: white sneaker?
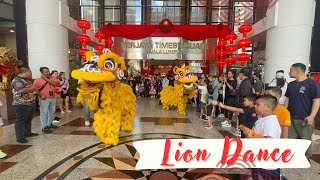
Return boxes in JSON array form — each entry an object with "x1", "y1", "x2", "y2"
[
  {"x1": 218, "y1": 114, "x2": 225, "y2": 118},
  {"x1": 85, "y1": 121, "x2": 90, "y2": 127},
  {"x1": 0, "y1": 150, "x2": 7, "y2": 159},
  {"x1": 222, "y1": 123, "x2": 231, "y2": 128},
  {"x1": 221, "y1": 120, "x2": 228, "y2": 125}
]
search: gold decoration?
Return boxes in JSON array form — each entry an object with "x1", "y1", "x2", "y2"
[{"x1": 0, "y1": 47, "x2": 22, "y2": 91}]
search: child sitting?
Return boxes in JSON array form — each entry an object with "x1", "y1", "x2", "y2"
[
  {"x1": 215, "y1": 95, "x2": 258, "y2": 134},
  {"x1": 264, "y1": 87, "x2": 291, "y2": 138},
  {"x1": 205, "y1": 88, "x2": 215, "y2": 129},
  {"x1": 240, "y1": 95, "x2": 281, "y2": 180}
]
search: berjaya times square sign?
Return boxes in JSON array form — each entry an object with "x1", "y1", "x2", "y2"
[{"x1": 115, "y1": 37, "x2": 216, "y2": 61}]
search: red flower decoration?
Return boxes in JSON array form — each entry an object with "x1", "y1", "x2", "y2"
[{"x1": 159, "y1": 19, "x2": 173, "y2": 33}]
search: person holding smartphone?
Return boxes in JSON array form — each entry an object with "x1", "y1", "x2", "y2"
[{"x1": 33, "y1": 67, "x2": 58, "y2": 133}]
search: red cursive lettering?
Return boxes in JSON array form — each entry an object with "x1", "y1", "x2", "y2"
[{"x1": 220, "y1": 136, "x2": 242, "y2": 165}]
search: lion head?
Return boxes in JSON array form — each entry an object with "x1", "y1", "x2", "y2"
[
  {"x1": 173, "y1": 64, "x2": 198, "y2": 89},
  {"x1": 71, "y1": 49, "x2": 126, "y2": 83}
]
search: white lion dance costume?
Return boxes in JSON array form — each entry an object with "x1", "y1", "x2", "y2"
[
  {"x1": 160, "y1": 65, "x2": 198, "y2": 115},
  {"x1": 71, "y1": 50, "x2": 136, "y2": 145}
]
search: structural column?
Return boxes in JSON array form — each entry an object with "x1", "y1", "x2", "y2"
[
  {"x1": 264, "y1": 0, "x2": 316, "y2": 83},
  {"x1": 13, "y1": 0, "x2": 28, "y2": 65},
  {"x1": 26, "y1": 0, "x2": 69, "y2": 78}
]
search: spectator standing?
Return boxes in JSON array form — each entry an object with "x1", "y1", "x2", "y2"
[
  {"x1": 221, "y1": 70, "x2": 238, "y2": 126},
  {"x1": 33, "y1": 67, "x2": 58, "y2": 133},
  {"x1": 162, "y1": 76, "x2": 169, "y2": 88},
  {"x1": 51, "y1": 70, "x2": 61, "y2": 123},
  {"x1": 253, "y1": 72, "x2": 263, "y2": 95},
  {"x1": 237, "y1": 67, "x2": 253, "y2": 107},
  {"x1": 0, "y1": 102, "x2": 7, "y2": 157},
  {"x1": 269, "y1": 70, "x2": 288, "y2": 104},
  {"x1": 11, "y1": 67, "x2": 38, "y2": 143},
  {"x1": 59, "y1": 72, "x2": 72, "y2": 113},
  {"x1": 285, "y1": 63, "x2": 320, "y2": 159}
]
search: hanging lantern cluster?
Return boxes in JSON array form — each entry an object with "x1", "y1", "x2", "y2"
[
  {"x1": 77, "y1": 19, "x2": 91, "y2": 59},
  {"x1": 215, "y1": 23, "x2": 253, "y2": 75},
  {"x1": 236, "y1": 23, "x2": 253, "y2": 66},
  {"x1": 95, "y1": 31, "x2": 105, "y2": 54},
  {"x1": 216, "y1": 38, "x2": 227, "y2": 75},
  {"x1": 225, "y1": 32, "x2": 238, "y2": 68}
]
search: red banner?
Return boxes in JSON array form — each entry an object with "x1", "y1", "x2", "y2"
[{"x1": 100, "y1": 23, "x2": 231, "y2": 41}]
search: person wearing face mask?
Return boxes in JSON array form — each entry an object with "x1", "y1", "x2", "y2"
[{"x1": 268, "y1": 70, "x2": 288, "y2": 105}]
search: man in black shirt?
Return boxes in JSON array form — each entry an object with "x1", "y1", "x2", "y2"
[
  {"x1": 253, "y1": 72, "x2": 263, "y2": 95},
  {"x1": 237, "y1": 67, "x2": 253, "y2": 107},
  {"x1": 285, "y1": 63, "x2": 320, "y2": 159}
]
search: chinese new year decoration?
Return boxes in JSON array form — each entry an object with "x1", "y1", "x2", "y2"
[
  {"x1": 236, "y1": 23, "x2": 253, "y2": 66},
  {"x1": 77, "y1": 19, "x2": 91, "y2": 59},
  {"x1": 95, "y1": 31, "x2": 105, "y2": 54},
  {"x1": 159, "y1": 19, "x2": 174, "y2": 33}
]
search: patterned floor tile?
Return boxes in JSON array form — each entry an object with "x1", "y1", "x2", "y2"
[{"x1": 0, "y1": 162, "x2": 17, "y2": 173}]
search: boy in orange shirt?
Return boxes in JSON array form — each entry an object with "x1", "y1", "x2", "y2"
[{"x1": 264, "y1": 87, "x2": 291, "y2": 138}]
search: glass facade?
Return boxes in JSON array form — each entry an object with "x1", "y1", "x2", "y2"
[{"x1": 69, "y1": 0, "x2": 268, "y2": 31}]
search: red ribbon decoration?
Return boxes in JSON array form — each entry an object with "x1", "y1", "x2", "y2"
[{"x1": 0, "y1": 65, "x2": 15, "y2": 75}]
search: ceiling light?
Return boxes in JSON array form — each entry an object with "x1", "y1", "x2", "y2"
[{"x1": 10, "y1": 30, "x2": 15, "y2": 33}]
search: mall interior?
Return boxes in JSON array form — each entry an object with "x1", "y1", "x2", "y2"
[{"x1": 0, "y1": 0, "x2": 320, "y2": 179}]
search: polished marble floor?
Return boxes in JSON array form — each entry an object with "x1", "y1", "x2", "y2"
[{"x1": 0, "y1": 98, "x2": 320, "y2": 180}]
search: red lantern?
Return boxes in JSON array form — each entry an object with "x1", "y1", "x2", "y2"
[
  {"x1": 95, "y1": 44, "x2": 105, "y2": 52},
  {"x1": 106, "y1": 38, "x2": 113, "y2": 45},
  {"x1": 218, "y1": 49, "x2": 227, "y2": 59},
  {"x1": 226, "y1": 32, "x2": 238, "y2": 44},
  {"x1": 225, "y1": 56, "x2": 236, "y2": 67},
  {"x1": 77, "y1": 19, "x2": 91, "y2": 33},
  {"x1": 236, "y1": 53, "x2": 251, "y2": 66},
  {"x1": 78, "y1": 48, "x2": 88, "y2": 59},
  {"x1": 218, "y1": 39, "x2": 227, "y2": 48},
  {"x1": 239, "y1": 23, "x2": 253, "y2": 38},
  {"x1": 217, "y1": 60, "x2": 226, "y2": 75},
  {"x1": 95, "y1": 31, "x2": 105, "y2": 42},
  {"x1": 226, "y1": 45, "x2": 237, "y2": 54},
  {"x1": 237, "y1": 38, "x2": 252, "y2": 52},
  {"x1": 77, "y1": 34, "x2": 91, "y2": 44}
]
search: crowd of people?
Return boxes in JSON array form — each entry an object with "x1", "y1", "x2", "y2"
[
  {"x1": 10, "y1": 67, "x2": 71, "y2": 142},
  {"x1": 0, "y1": 62, "x2": 319, "y2": 179},
  {"x1": 192, "y1": 63, "x2": 320, "y2": 179}
]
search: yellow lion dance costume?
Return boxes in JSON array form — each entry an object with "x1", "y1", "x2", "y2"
[
  {"x1": 160, "y1": 65, "x2": 198, "y2": 115},
  {"x1": 71, "y1": 50, "x2": 136, "y2": 145}
]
